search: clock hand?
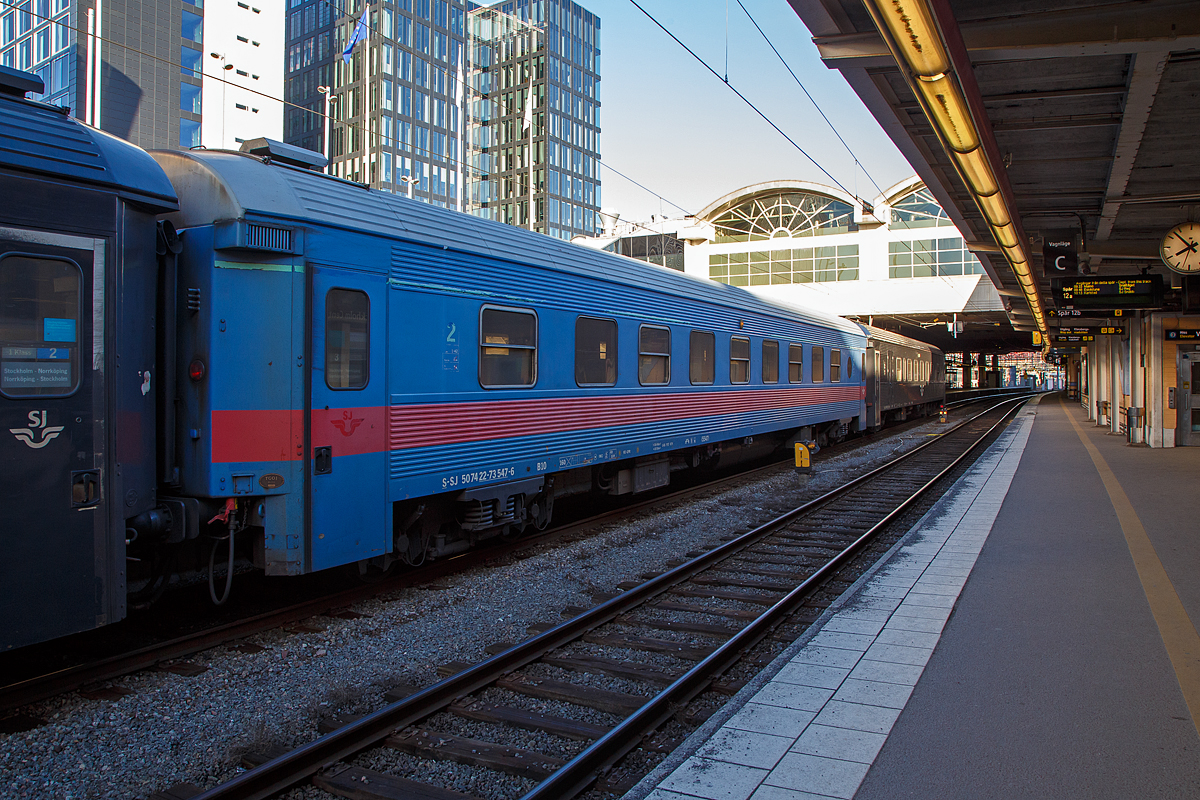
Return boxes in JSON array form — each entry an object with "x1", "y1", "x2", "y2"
[
  {"x1": 1176, "y1": 241, "x2": 1198, "y2": 257},
  {"x1": 1174, "y1": 232, "x2": 1197, "y2": 249}
]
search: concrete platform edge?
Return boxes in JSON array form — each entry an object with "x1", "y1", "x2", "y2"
[{"x1": 621, "y1": 398, "x2": 1042, "y2": 800}]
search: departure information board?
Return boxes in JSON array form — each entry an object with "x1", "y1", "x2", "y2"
[
  {"x1": 1052, "y1": 326, "x2": 1124, "y2": 336},
  {"x1": 1048, "y1": 307, "x2": 1129, "y2": 319},
  {"x1": 1051, "y1": 275, "x2": 1164, "y2": 309}
]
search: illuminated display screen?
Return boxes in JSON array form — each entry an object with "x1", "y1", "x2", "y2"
[
  {"x1": 1054, "y1": 326, "x2": 1124, "y2": 336},
  {"x1": 1051, "y1": 275, "x2": 1164, "y2": 309}
]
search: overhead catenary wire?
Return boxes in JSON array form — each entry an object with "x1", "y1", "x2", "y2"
[
  {"x1": 625, "y1": 0, "x2": 858, "y2": 202},
  {"x1": 733, "y1": 0, "x2": 886, "y2": 200},
  {"x1": 1, "y1": 0, "x2": 680, "y2": 235}
]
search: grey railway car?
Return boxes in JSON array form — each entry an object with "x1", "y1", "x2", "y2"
[{"x1": 0, "y1": 67, "x2": 178, "y2": 649}]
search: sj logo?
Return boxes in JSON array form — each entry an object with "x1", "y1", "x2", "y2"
[
  {"x1": 10, "y1": 410, "x2": 65, "y2": 449},
  {"x1": 330, "y1": 409, "x2": 364, "y2": 437}
]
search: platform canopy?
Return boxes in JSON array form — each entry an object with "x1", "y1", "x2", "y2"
[{"x1": 789, "y1": 0, "x2": 1200, "y2": 346}]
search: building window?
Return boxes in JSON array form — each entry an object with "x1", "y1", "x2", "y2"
[
  {"x1": 479, "y1": 307, "x2": 537, "y2": 388},
  {"x1": 890, "y1": 187, "x2": 953, "y2": 229},
  {"x1": 181, "y1": 45, "x2": 202, "y2": 77},
  {"x1": 325, "y1": 289, "x2": 370, "y2": 390},
  {"x1": 575, "y1": 316, "x2": 617, "y2": 386},
  {"x1": 762, "y1": 339, "x2": 778, "y2": 383},
  {"x1": 711, "y1": 190, "x2": 855, "y2": 243},
  {"x1": 888, "y1": 238, "x2": 983, "y2": 278},
  {"x1": 710, "y1": 244, "x2": 859, "y2": 287},
  {"x1": 181, "y1": 83, "x2": 201, "y2": 115},
  {"x1": 690, "y1": 330, "x2": 714, "y2": 385},
  {"x1": 730, "y1": 336, "x2": 750, "y2": 384},
  {"x1": 638, "y1": 325, "x2": 670, "y2": 386},
  {"x1": 180, "y1": 118, "x2": 201, "y2": 148},
  {"x1": 181, "y1": 9, "x2": 203, "y2": 44}
]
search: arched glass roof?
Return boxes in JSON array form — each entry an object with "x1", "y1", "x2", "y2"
[
  {"x1": 890, "y1": 187, "x2": 953, "y2": 229},
  {"x1": 709, "y1": 190, "x2": 855, "y2": 244}
]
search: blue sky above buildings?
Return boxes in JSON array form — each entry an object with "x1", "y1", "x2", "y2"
[{"x1": 588, "y1": 0, "x2": 913, "y2": 221}]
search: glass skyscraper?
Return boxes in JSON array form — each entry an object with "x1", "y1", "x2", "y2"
[{"x1": 283, "y1": 0, "x2": 601, "y2": 238}]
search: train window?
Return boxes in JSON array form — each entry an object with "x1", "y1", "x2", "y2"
[
  {"x1": 575, "y1": 316, "x2": 617, "y2": 386},
  {"x1": 638, "y1": 325, "x2": 671, "y2": 385},
  {"x1": 830, "y1": 348, "x2": 841, "y2": 382},
  {"x1": 762, "y1": 339, "x2": 779, "y2": 383},
  {"x1": 847, "y1": 352, "x2": 854, "y2": 381},
  {"x1": 480, "y1": 307, "x2": 537, "y2": 388},
  {"x1": 788, "y1": 344, "x2": 803, "y2": 383},
  {"x1": 690, "y1": 331, "x2": 715, "y2": 384},
  {"x1": 730, "y1": 336, "x2": 750, "y2": 384},
  {"x1": 325, "y1": 289, "x2": 370, "y2": 389},
  {"x1": 0, "y1": 254, "x2": 82, "y2": 398},
  {"x1": 812, "y1": 346, "x2": 825, "y2": 383}
]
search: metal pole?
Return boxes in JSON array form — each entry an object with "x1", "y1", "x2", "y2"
[{"x1": 318, "y1": 86, "x2": 333, "y2": 173}]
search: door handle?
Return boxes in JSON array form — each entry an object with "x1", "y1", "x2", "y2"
[
  {"x1": 314, "y1": 446, "x2": 332, "y2": 475},
  {"x1": 71, "y1": 470, "x2": 100, "y2": 507}
]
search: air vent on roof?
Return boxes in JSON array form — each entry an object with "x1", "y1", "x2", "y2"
[
  {"x1": 0, "y1": 65, "x2": 43, "y2": 98},
  {"x1": 212, "y1": 219, "x2": 300, "y2": 254},
  {"x1": 239, "y1": 137, "x2": 328, "y2": 170},
  {"x1": 246, "y1": 224, "x2": 292, "y2": 252}
]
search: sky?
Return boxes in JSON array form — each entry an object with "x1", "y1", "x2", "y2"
[{"x1": 583, "y1": 0, "x2": 916, "y2": 222}]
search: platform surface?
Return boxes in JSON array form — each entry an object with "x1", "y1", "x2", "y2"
[{"x1": 630, "y1": 395, "x2": 1200, "y2": 800}]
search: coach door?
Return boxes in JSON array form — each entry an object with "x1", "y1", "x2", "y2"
[
  {"x1": 0, "y1": 231, "x2": 107, "y2": 648},
  {"x1": 308, "y1": 266, "x2": 389, "y2": 571}
]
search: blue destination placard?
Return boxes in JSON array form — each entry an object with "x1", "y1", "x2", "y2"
[
  {"x1": 1, "y1": 362, "x2": 72, "y2": 388},
  {"x1": 43, "y1": 317, "x2": 77, "y2": 343},
  {"x1": 36, "y1": 347, "x2": 70, "y2": 360}
]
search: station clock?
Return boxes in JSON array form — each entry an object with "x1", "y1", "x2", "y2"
[{"x1": 1160, "y1": 222, "x2": 1200, "y2": 274}]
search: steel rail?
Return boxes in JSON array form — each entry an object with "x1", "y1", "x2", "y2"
[
  {"x1": 0, "y1": 450, "x2": 804, "y2": 715},
  {"x1": 520, "y1": 396, "x2": 1028, "y2": 799},
  {"x1": 186, "y1": 396, "x2": 1027, "y2": 800}
]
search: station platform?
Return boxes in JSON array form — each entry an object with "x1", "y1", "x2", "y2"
[{"x1": 629, "y1": 394, "x2": 1200, "y2": 800}]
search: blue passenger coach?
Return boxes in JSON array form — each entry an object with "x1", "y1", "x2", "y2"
[
  {"x1": 152, "y1": 142, "x2": 870, "y2": 574},
  {"x1": 0, "y1": 59, "x2": 944, "y2": 651}
]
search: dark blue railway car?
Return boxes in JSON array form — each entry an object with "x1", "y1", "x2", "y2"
[
  {"x1": 152, "y1": 142, "x2": 870, "y2": 574},
  {"x1": 862, "y1": 325, "x2": 947, "y2": 428},
  {"x1": 0, "y1": 67, "x2": 177, "y2": 649}
]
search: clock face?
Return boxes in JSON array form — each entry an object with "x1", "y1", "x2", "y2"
[{"x1": 1161, "y1": 222, "x2": 1200, "y2": 273}]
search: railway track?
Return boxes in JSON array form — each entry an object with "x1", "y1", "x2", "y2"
[
  {"x1": 168, "y1": 395, "x2": 1029, "y2": 800},
  {"x1": 1, "y1": 397, "x2": 1010, "y2": 721}
]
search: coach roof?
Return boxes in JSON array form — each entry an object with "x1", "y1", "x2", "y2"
[
  {"x1": 0, "y1": 93, "x2": 177, "y2": 211},
  {"x1": 153, "y1": 148, "x2": 865, "y2": 338}
]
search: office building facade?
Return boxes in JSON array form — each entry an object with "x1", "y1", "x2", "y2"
[
  {"x1": 0, "y1": 0, "x2": 281, "y2": 151},
  {"x1": 283, "y1": 0, "x2": 600, "y2": 238}
]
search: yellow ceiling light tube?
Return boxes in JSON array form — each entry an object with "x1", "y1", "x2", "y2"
[
  {"x1": 991, "y1": 222, "x2": 1018, "y2": 249},
  {"x1": 951, "y1": 147, "x2": 999, "y2": 197},
  {"x1": 863, "y1": 0, "x2": 1048, "y2": 338},
  {"x1": 914, "y1": 74, "x2": 979, "y2": 153},
  {"x1": 976, "y1": 192, "x2": 1010, "y2": 228},
  {"x1": 874, "y1": 0, "x2": 950, "y2": 76}
]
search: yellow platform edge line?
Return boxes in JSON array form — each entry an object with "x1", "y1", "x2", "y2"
[{"x1": 1062, "y1": 400, "x2": 1200, "y2": 734}]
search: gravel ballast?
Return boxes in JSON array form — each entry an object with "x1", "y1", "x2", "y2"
[{"x1": 0, "y1": 420, "x2": 950, "y2": 800}]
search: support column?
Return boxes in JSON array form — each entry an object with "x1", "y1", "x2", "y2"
[
  {"x1": 1110, "y1": 334, "x2": 1122, "y2": 435},
  {"x1": 1150, "y1": 313, "x2": 1168, "y2": 447},
  {"x1": 1130, "y1": 319, "x2": 1144, "y2": 444},
  {"x1": 963, "y1": 352, "x2": 973, "y2": 389}
]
